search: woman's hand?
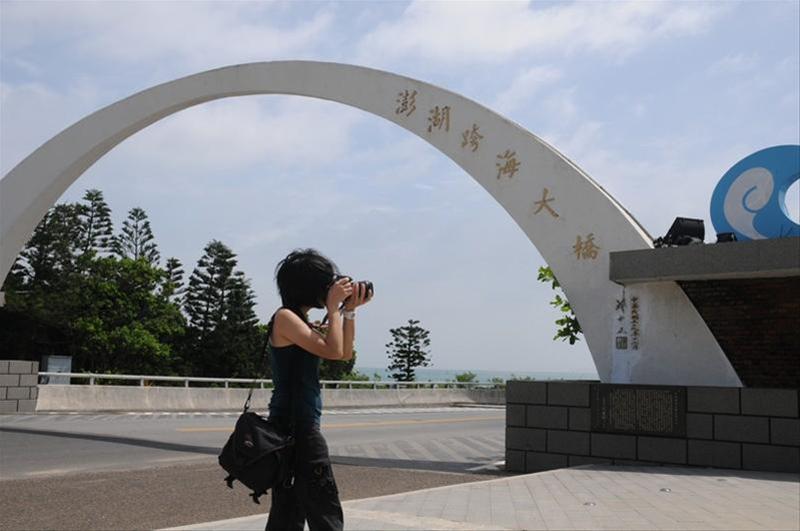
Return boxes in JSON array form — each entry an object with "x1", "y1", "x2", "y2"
[
  {"x1": 326, "y1": 277, "x2": 353, "y2": 311},
  {"x1": 344, "y1": 282, "x2": 374, "y2": 311}
]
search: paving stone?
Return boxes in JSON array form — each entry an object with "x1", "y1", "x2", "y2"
[
  {"x1": 526, "y1": 405, "x2": 568, "y2": 429},
  {"x1": 547, "y1": 430, "x2": 590, "y2": 456},
  {"x1": 715, "y1": 415, "x2": 769, "y2": 443},
  {"x1": 6, "y1": 387, "x2": 30, "y2": 400},
  {"x1": 547, "y1": 382, "x2": 590, "y2": 407},
  {"x1": 507, "y1": 381, "x2": 547, "y2": 404},
  {"x1": 637, "y1": 437, "x2": 687, "y2": 464},
  {"x1": 19, "y1": 374, "x2": 38, "y2": 386},
  {"x1": 743, "y1": 444, "x2": 800, "y2": 473},
  {"x1": 525, "y1": 451, "x2": 568, "y2": 472},
  {"x1": 591, "y1": 433, "x2": 636, "y2": 459},
  {"x1": 741, "y1": 388, "x2": 799, "y2": 418},
  {"x1": 506, "y1": 449, "x2": 525, "y2": 472},
  {"x1": 771, "y1": 418, "x2": 800, "y2": 446},
  {"x1": 507, "y1": 427, "x2": 546, "y2": 451},
  {"x1": 8, "y1": 361, "x2": 33, "y2": 374},
  {"x1": 687, "y1": 387, "x2": 739, "y2": 414},
  {"x1": 688, "y1": 440, "x2": 741, "y2": 469},
  {"x1": 568, "y1": 407, "x2": 591, "y2": 431},
  {"x1": 507, "y1": 404, "x2": 525, "y2": 427},
  {"x1": 0, "y1": 374, "x2": 20, "y2": 387}
]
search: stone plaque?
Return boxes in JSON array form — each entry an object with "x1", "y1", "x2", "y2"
[{"x1": 591, "y1": 384, "x2": 686, "y2": 437}]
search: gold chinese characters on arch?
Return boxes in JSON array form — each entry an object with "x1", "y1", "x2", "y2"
[
  {"x1": 496, "y1": 150, "x2": 520, "y2": 179},
  {"x1": 574, "y1": 233, "x2": 600, "y2": 260},
  {"x1": 395, "y1": 89, "x2": 417, "y2": 117},
  {"x1": 427, "y1": 105, "x2": 450, "y2": 133},
  {"x1": 532, "y1": 188, "x2": 559, "y2": 218},
  {"x1": 461, "y1": 123, "x2": 483, "y2": 152}
]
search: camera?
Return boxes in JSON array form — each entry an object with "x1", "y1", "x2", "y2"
[{"x1": 334, "y1": 275, "x2": 374, "y2": 300}]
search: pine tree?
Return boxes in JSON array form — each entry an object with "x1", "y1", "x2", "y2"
[
  {"x1": 386, "y1": 319, "x2": 432, "y2": 382},
  {"x1": 183, "y1": 240, "x2": 263, "y2": 377},
  {"x1": 113, "y1": 207, "x2": 160, "y2": 266},
  {"x1": 184, "y1": 240, "x2": 236, "y2": 334},
  {"x1": 79, "y1": 189, "x2": 114, "y2": 255},
  {"x1": 11, "y1": 203, "x2": 84, "y2": 287},
  {"x1": 161, "y1": 257, "x2": 185, "y2": 303},
  {"x1": 224, "y1": 271, "x2": 259, "y2": 329}
]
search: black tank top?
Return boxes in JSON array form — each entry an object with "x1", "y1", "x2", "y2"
[{"x1": 266, "y1": 310, "x2": 322, "y2": 427}]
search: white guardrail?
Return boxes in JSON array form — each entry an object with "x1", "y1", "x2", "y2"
[{"x1": 37, "y1": 372, "x2": 502, "y2": 390}]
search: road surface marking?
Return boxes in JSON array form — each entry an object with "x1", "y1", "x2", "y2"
[{"x1": 175, "y1": 415, "x2": 502, "y2": 433}]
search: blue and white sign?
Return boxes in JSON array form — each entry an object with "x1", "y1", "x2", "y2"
[{"x1": 711, "y1": 145, "x2": 800, "y2": 240}]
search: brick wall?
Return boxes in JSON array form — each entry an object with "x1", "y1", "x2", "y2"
[
  {"x1": 678, "y1": 277, "x2": 800, "y2": 388},
  {"x1": 0, "y1": 360, "x2": 39, "y2": 413},
  {"x1": 506, "y1": 381, "x2": 800, "y2": 474}
]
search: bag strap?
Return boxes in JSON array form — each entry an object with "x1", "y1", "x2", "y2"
[{"x1": 241, "y1": 310, "x2": 278, "y2": 412}]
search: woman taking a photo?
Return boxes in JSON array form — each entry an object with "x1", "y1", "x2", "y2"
[{"x1": 265, "y1": 249, "x2": 373, "y2": 531}]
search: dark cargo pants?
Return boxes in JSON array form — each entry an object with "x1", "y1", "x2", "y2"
[{"x1": 265, "y1": 418, "x2": 343, "y2": 531}]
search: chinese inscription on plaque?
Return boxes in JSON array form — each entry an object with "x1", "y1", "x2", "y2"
[
  {"x1": 496, "y1": 150, "x2": 521, "y2": 179},
  {"x1": 630, "y1": 296, "x2": 640, "y2": 350},
  {"x1": 427, "y1": 105, "x2": 450, "y2": 132},
  {"x1": 395, "y1": 89, "x2": 417, "y2": 117},
  {"x1": 573, "y1": 233, "x2": 600, "y2": 260},
  {"x1": 532, "y1": 188, "x2": 559, "y2": 218},
  {"x1": 461, "y1": 123, "x2": 483, "y2": 152},
  {"x1": 614, "y1": 290, "x2": 628, "y2": 349},
  {"x1": 592, "y1": 384, "x2": 686, "y2": 437}
]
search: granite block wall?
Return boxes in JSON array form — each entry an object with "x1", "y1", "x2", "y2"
[
  {"x1": 0, "y1": 360, "x2": 39, "y2": 413},
  {"x1": 506, "y1": 381, "x2": 799, "y2": 474}
]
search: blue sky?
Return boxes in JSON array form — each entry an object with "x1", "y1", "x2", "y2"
[{"x1": 2, "y1": 1, "x2": 798, "y2": 374}]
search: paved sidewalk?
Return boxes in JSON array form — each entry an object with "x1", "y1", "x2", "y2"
[{"x1": 167, "y1": 465, "x2": 800, "y2": 530}]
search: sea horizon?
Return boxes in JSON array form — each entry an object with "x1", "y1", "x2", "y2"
[{"x1": 354, "y1": 366, "x2": 599, "y2": 383}]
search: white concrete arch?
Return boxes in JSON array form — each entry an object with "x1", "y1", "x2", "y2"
[{"x1": 0, "y1": 61, "x2": 741, "y2": 386}]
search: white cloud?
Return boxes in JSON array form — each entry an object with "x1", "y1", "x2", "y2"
[
  {"x1": 0, "y1": 81, "x2": 104, "y2": 174},
  {"x1": 110, "y1": 96, "x2": 366, "y2": 175},
  {"x1": 1, "y1": 2, "x2": 334, "y2": 68},
  {"x1": 709, "y1": 53, "x2": 760, "y2": 75},
  {"x1": 357, "y1": 1, "x2": 721, "y2": 65},
  {"x1": 493, "y1": 66, "x2": 562, "y2": 114}
]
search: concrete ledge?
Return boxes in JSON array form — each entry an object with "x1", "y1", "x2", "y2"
[
  {"x1": 609, "y1": 237, "x2": 800, "y2": 284},
  {"x1": 34, "y1": 385, "x2": 504, "y2": 412}
]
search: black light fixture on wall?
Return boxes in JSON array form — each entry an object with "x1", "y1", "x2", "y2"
[{"x1": 653, "y1": 217, "x2": 705, "y2": 247}]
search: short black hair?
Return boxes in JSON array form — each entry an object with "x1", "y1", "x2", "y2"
[{"x1": 275, "y1": 249, "x2": 339, "y2": 319}]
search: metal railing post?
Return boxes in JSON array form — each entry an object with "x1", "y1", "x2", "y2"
[{"x1": 90, "y1": 377, "x2": 95, "y2": 385}]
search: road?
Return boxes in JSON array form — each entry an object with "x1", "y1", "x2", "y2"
[
  {"x1": 0, "y1": 406, "x2": 508, "y2": 530},
  {"x1": 0, "y1": 406, "x2": 506, "y2": 479}
]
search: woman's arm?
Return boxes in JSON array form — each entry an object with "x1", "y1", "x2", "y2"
[
  {"x1": 272, "y1": 278, "x2": 352, "y2": 360},
  {"x1": 340, "y1": 283, "x2": 372, "y2": 361}
]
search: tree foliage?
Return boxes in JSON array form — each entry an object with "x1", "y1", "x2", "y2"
[
  {"x1": 454, "y1": 371, "x2": 477, "y2": 383},
  {"x1": 113, "y1": 207, "x2": 160, "y2": 265},
  {"x1": 0, "y1": 190, "x2": 284, "y2": 380},
  {"x1": 182, "y1": 240, "x2": 265, "y2": 377},
  {"x1": 536, "y1": 266, "x2": 582, "y2": 344},
  {"x1": 79, "y1": 189, "x2": 114, "y2": 256},
  {"x1": 386, "y1": 319, "x2": 432, "y2": 382}
]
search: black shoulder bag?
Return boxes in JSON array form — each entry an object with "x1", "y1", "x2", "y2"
[{"x1": 218, "y1": 321, "x2": 295, "y2": 504}]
